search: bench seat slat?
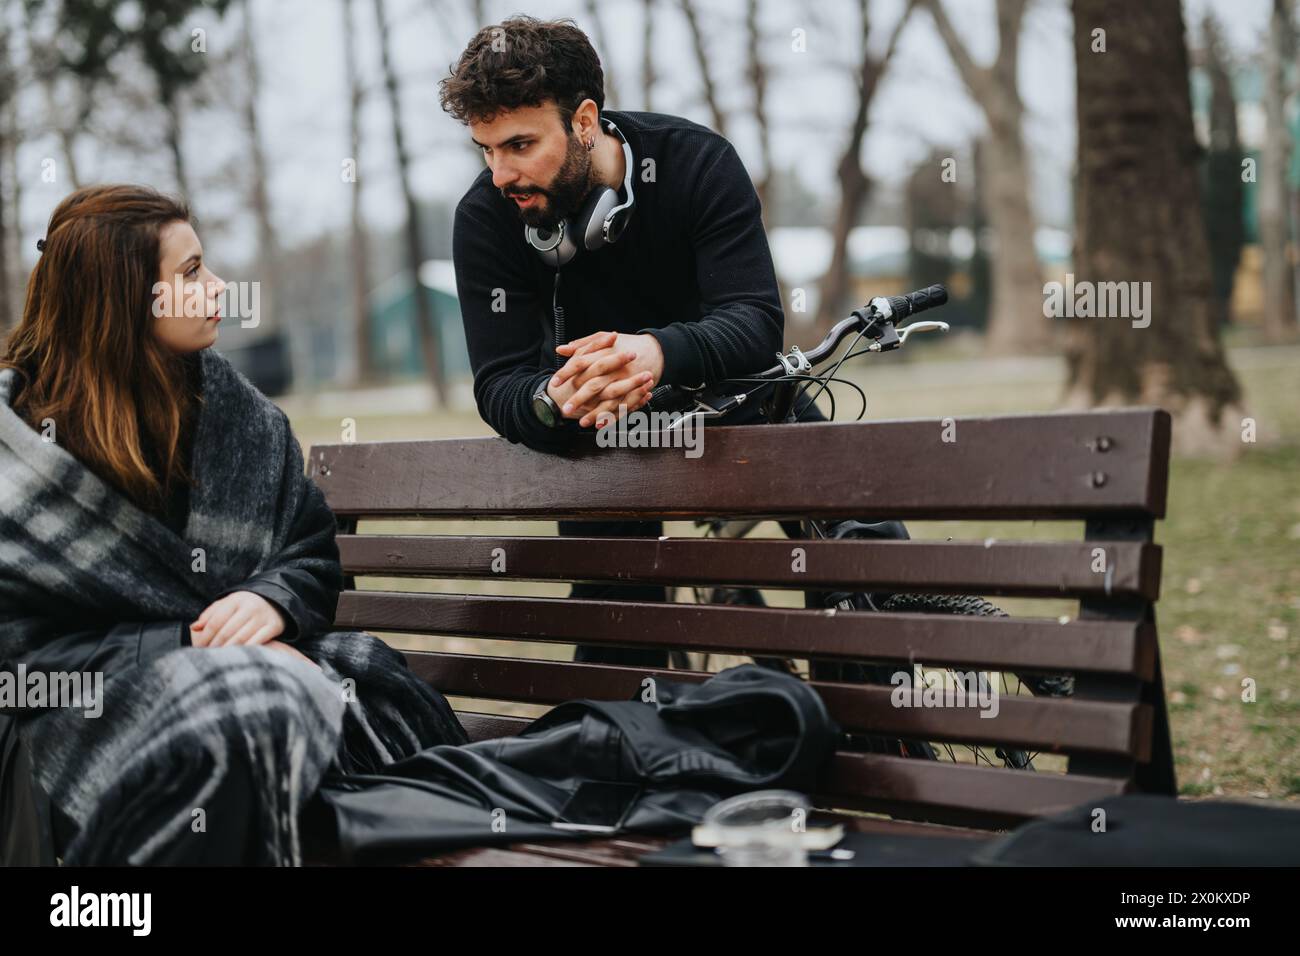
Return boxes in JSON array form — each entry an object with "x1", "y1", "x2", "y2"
[
  {"x1": 310, "y1": 410, "x2": 1170, "y2": 520},
  {"x1": 412, "y1": 653, "x2": 1150, "y2": 759},
  {"x1": 339, "y1": 535, "x2": 1162, "y2": 601},
  {"x1": 338, "y1": 591, "x2": 1156, "y2": 679},
  {"x1": 820, "y1": 752, "x2": 1131, "y2": 823}
]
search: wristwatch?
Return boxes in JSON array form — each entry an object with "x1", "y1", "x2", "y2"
[{"x1": 531, "y1": 382, "x2": 563, "y2": 427}]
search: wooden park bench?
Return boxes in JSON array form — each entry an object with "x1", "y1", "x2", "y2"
[{"x1": 306, "y1": 407, "x2": 1175, "y2": 866}]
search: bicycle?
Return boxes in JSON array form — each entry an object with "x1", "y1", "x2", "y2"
[{"x1": 645, "y1": 284, "x2": 1073, "y2": 771}]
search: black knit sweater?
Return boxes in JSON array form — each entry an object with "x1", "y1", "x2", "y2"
[{"x1": 451, "y1": 109, "x2": 784, "y2": 452}]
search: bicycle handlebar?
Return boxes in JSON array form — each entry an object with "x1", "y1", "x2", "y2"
[
  {"x1": 880, "y1": 283, "x2": 948, "y2": 321},
  {"x1": 646, "y1": 282, "x2": 950, "y2": 416},
  {"x1": 751, "y1": 282, "x2": 950, "y2": 380}
]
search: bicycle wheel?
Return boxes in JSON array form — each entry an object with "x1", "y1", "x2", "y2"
[
  {"x1": 870, "y1": 592, "x2": 1076, "y2": 770},
  {"x1": 678, "y1": 586, "x2": 1066, "y2": 771}
]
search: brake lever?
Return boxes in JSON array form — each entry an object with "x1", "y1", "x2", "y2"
[
  {"x1": 664, "y1": 391, "x2": 748, "y2": 431},
  {"x1": 896, "y1": 320, "x2": 950, "y2": 346}
]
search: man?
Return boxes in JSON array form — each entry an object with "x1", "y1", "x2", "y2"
[{"x1": 441, "y1": 16, "x2": 904, "y2": 668}]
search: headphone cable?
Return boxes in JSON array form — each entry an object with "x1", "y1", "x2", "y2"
[{"x1": 551, "y1": 269, "x2": 566, "y2": 370}]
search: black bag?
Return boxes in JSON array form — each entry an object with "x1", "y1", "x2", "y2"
[{"x1": 970, "y1": 794, "x2": 1300, "y2": 866}]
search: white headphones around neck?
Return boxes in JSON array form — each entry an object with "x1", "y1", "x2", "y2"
[{"x1": 524, "y1": 117, "x2": 636, "y2": 268}]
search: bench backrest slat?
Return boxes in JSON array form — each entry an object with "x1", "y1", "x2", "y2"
[
  {"x1": 338, "y1": 534, "x2": 1162, "y2": 601},
  {"x1": 411, "y1": 652, "x2": 1151, "y2": 759},
  {"x1": 336, "y1": 591, "x2": 1156, "y2": 679},
  {"x1": 310, "y1": 410, "x2": 1170, "y2": 520}
]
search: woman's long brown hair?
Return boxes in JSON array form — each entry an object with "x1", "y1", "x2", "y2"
[{"x1": 0, "y1": 184, "x2": 200, "y2": 513}]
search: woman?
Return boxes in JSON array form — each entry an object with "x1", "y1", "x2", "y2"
[{"x1": 0, "y1": 184, "x2": 467, "y2": 865}]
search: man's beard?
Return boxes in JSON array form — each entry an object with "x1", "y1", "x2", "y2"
[{"x1": 502, "y1": 133, "x2": 595, "y2": 229}]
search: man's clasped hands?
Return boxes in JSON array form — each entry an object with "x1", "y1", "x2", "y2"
[{"x1": 545, "y1": 330, "x2": 665, "y2": 428}]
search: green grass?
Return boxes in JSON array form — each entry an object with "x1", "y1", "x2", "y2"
[
  {"x1": 280, "y1": 345, "x2": 1300, "y2": 801},
  {"x1": 1155, "y1": 443, "x2": 1299, "y2": 800}
]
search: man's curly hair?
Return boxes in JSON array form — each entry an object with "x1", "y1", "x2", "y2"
[{"x1": 439, "y1": 16, "x2": 605, "y2": 128}]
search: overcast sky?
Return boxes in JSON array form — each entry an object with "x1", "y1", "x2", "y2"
[{"x1": 12, "y1": 0, "x2": 1283, "y2": 265}]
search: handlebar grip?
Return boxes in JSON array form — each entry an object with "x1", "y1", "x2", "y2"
[
  {"x1": 644, "y1": 383, "x2": 679, "y2": 412},
  {"x1": 885, "y1": 284, "x2": 948, "y2": 320}
]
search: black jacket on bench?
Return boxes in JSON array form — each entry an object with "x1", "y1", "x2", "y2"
[{"x1": 302, "y1": 664, "x2": 840, "y2": 864}]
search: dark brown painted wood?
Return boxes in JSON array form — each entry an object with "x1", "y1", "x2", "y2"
[
  {"x1": 340, "y1": 591, "x2": 1157, "y2": 678},
  {"x1": 1067, "y1": 515, "x2": 1178, "y2": 793},
  {"x1": 818, "y1": 752, "x2": 1131, "y2": 825},
  {"x1": 417, "y1": 653, "x2": 1150, "y2": 759},
  {"x1": 339, "y1": 535, "x2": 1163, "y2": 601},
  {"x1": 309, "y1": 410, "x2": 1170, "y2": 520}
]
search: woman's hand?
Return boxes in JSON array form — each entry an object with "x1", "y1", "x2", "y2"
[
  {"x1": 190, "y1": 591, "x2": 286, "y2": 647},
  {"x1": 261, "y1": 639, "x2": 320, "y2": 668}
]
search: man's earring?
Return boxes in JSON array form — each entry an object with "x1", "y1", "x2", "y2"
[{"x1": 586, "y1": 138, "x2": 596, "y2": 151}]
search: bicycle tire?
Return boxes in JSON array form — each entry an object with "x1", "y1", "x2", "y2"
[{"x1": 683, "y1": 585, "x2": 1058, "y2": 770}]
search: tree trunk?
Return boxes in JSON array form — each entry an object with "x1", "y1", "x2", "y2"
[
  {"x1": 374, "y1": 0, "x2": 445, "y2": 405},
  {"x1": 1260, "y1": 0, "x2": 1297, "y2": 339},
  {"x1": 981, "y1": 103, "x2": 1048, "y2": 353},
  {"x1": 344, "y1": 0, "x2": 374, "y2": 385},
  {"x1": 815, "y1": 0, "x2": 916, "y2": 328},
  {"x1": 0, "y1": 24, "x2": 11, "y2": 337},
  {"x1": 163, "y1": 87, "x2": 191, "y2": 200},
  {"x1": 1200, "y1": 13, "x2": 1244, "y2": 322},
  {"x1": 0, "y1": 128, "x2": 8, "y2": 339},
  {"x1": 745, "y1": 0, "x2": 773, "y2": 219},
  {"x1": 24, "y1": 6, "x2": 85, "y2": 189},
  {"x1": 582, "y1": 0, "x2": 620, "y2": 107},
  {"x1": 642, "y1": 0, "x2": 655, "y2": 111},
  {"x1": 680, "y1": 0, "x2": 726, "y2": 136},
  {"x1": 923, "y1": 0, "x2": 1051, "y2": 354},
  {"x1": 5, "y1": 100, "x2": 19, "y2": 338},
  {"x1": 241, "y1": 0, "x2": 291, "y2": 373},
  {"x1": 1065, "y1": 0, "x2": 1243, "y2": 457}
]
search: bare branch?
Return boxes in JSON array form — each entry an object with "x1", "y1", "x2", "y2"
[
  {"x1": 920, "y1": 0, "x2": 990, "y2": 99},
  {"x1": 679, "y1": 0, "x2": 726, "y2": 136}
]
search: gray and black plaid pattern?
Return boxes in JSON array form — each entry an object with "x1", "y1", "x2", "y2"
[{"x1": 0, "y1": 349, "x2": 464, "y2": 864}]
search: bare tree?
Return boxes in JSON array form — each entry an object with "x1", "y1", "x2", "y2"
[
  {"x1": 5, "y1": 98, "x2": 20, "y2": 335},
  {"x1": 679, "y1": 0, "x2": 726, "y2": 135},
  {"x1": 239, "y1": 0, "x2": 284, "y2": 349},
  {"x1": 745, "y1": 0, "x2": 774, "y2": 218},
  {"x1": 343, "y1": 0, "x2": 374, "y2": 385},
  {"x1": 921, "y1": 0, "x2": 1049, "y2": 354},
  {"x1": 1066, "y1": 0, "x2": 1242, "y2": 457},
  {"x1": 582, "y1": 0, "x2": 620, "y2": 107},
  {"x1": 815, "y1": 0, "x2": 917, "y2": 328},
  {"x1": 1200, "y1": 13, "x2": 1244, "y2": 322},
  {"x1": 1260, "y1": 0, "x2": 1297, "y2": 338},
  {"x1": 23, "y1": 3, "x2": 91, "y2": 190},
  {"x1": 0, "y1": 15, "x2": 11, "y2": 336},
  {"x1": 53, "y1": 0, "x2": 237, "y2": 206},
  {"x1": 373, "y1": 0, "x2": 446, "y2": 404},
  {"x1": 642, "y1": 0, "x2": 656, "y2": 111}
]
